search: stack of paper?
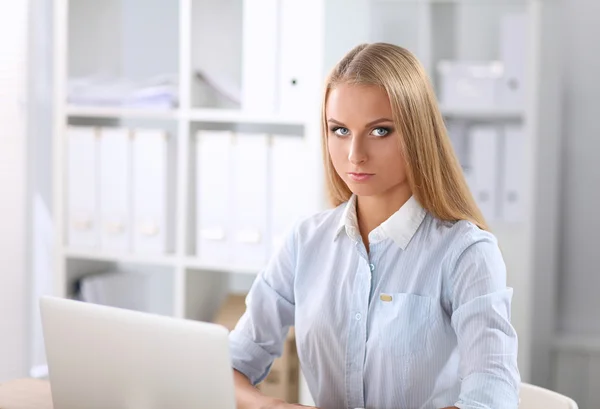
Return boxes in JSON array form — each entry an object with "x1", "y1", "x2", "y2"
[{"x1": 67, "y1": 74, "x2": 178, "y2": 108}]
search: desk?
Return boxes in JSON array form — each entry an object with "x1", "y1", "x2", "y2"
[{"x1": 0, "y1": 379, "x2": 52, "y2": 409}]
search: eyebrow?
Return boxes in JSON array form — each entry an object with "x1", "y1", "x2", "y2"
[{"x1": 327, "y1": 118, "x2": 394, "y2": 127}]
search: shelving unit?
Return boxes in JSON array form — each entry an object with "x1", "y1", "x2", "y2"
[
  {"x1": 49, "y1": 0, "x2": 564, "y2": 402},
  {"x1": 440, "y1": 105, "x2": 524, "y2": 120},
  {"x1": 187, "y1": 109, "x2": 305, "y2": 127},
  {"x1": 184, "y1": 258, "x2": 263, "y2": 276},
  {"x1": 64, "y1": 248, "x2": 178, "y2": 267},
  {"x1": 65, "y1": 106, "x2": 180, "y2": 120},
  {"x1": 66, "y1": 105, "x2": 306, "y2": 127}
]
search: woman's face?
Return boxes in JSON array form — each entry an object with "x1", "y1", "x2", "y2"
[{"x1": 326, "y1": 83, "x2": 408, "y2": 199}]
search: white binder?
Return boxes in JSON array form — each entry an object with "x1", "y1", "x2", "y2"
[
  {"x1": 499, "y1": 13, "x2": 527, "y2": 109},
  {"x1": 99, "y1": 127, "x2": 131, "y2": 252},
  {"x1": 131, "y1": 129, "x2": 174, "y2": 254},
  {"x1": 241, "y1": 0, "x2": 278, "y2": 113},
  {"x1": 446, "y1": 119, "x2": 469, "y2": 167},
  {"x1": 501, "y1": 125, "x2": 525, "y2": 222},
  {"x1": 278, "y1": 0, "x2": 313, "y2": 116},
  {"x1": 67, "y1": 126, "x2": 99, "y2": 248},
  {"x1": 231, "y1": 133, "x2": 269, "y2": 268},
  {"x1": 270, "y1": 136, "x2": 311, "y2": 254},
  {"x1": 469, "y1": 126, "x2": 500, "y2": 222},
  {"x1": 195, "y1": 130, "x2": 233, "y2": 265}
]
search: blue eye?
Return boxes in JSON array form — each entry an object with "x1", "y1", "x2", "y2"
[
  {"x1": 332, "y1": 127, "x2": 350, "y2": 137},
  {"x1": 371, "y1": 127, "x2": 390, "y2": 137}
]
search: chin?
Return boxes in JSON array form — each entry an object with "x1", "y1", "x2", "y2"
[{"x1": 345, "y1": 183, "x2": 382, "y2": 197}]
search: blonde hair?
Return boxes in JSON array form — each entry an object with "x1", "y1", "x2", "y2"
[{"x1": 321, "y1": 43, "x2": 488, "y2": 230}]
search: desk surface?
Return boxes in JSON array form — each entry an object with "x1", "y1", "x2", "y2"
[{"x1": 0, "y1": 379, "x2": 52, "y2": 409}]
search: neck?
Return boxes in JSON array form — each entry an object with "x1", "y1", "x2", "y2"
[{"x1": 356, "y1": 184, "x2": 412, "y2": 244}]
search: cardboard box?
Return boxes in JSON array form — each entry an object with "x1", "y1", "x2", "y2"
[
  {"x1": 213, "y1": 293, "x2": 247, "y2": 332},
  {"x1": 214, "y1": 293, "x2": 299, "y2": 403}
]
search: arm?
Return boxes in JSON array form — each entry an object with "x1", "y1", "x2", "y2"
[
  {"x1": 234, "y1": 370, "x2": 318, "y2": 409},
  {"x1": 449, "y1": 236, "x2": 521, "y2": 409},
  {"x1": 233, "y1": 370, "x2": 285, "y2": 409},
  {"x1": 229, "y1": 226, "x2": 317, "y2": 409}
]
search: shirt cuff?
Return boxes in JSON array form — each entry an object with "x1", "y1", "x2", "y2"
[
  {"x1": 229, "y1": 331, "x2": 275, "y2": 385},
  {"x1": 455, "y1": 372, "x2": 519, "y2": 409}
]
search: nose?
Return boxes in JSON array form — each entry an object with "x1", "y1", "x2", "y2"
[{"x1": 348, "y1": 135, "x2": 367, "y2": 165}]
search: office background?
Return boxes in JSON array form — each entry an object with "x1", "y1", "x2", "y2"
[{"x1": 1, "y1": 0, "x2": 599, "y2": 407}]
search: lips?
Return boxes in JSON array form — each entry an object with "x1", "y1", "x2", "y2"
[{"x1": 348, "y1": 172, "x2": 374, "y2": 182}]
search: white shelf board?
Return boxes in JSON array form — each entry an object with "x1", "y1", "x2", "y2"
[
  {"x1": 374, "y1": 0, "x2": 526, "y2": 3},
  {"x1": 553, "y1": 335, "x2": 600, "y2": 353},
  {"x1": 66, "y1": 105, "x2": 180, "y2": 119},
  {"x1": 64, "y1": 248, "x2": 177, "y2": 267},
  {"x1": 65, "y1": 106, "x2": 307, "y2": 126},
  {"x1": 184, "y1": 257, "x2": 262, "y2": 275},
  {"x1": 187, "y1": 108, "x2": 306, "y2": 126},
  {"x1": 440, "y1": 105, "x2": 524, "y2": 120}
]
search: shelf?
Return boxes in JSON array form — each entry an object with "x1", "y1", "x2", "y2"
[
  {"x1": 184, "y1": 257, "x2": 262, "y2": 275},
  {"x1": 187, "y1": 108, "x2": 306, "y2": 126},
  {"x1": 553, "y1": 335, "x2": 600, "y2": 353},
  {"x1": 373, "y1": 0, "x2": 527, "y2": 3},
  {"x1": 64, "y1": 248, "x2": 177, "y2": 267},
  {"x1": 66, "y1": 106, "x2": 180, "y2": 120},
  {"x1": 65, "y1": 106, "x2": 307, "y2": 127},
  {"x1": 62, "y1": 249, "x2": 263, "y2": 274},
  {"x1": 440, "y1": 105, "x2": 524, "y2": 120}
]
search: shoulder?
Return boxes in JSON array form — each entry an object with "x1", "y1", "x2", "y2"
[
  {"x1": 277, "y1": 202, "x2": 347, "y2": 260},
  {"x1": 424, "y1": 217, "x2": 506, "y2": 290},
  {"x1": 270, "y1": 203, "x2": 345, "y2": 266},
  {"x1": 422, "y1": 216, "x2": 499, "y2": 254},
  {"x1": 448, "y1": 219, "x2": 501, "y2": 263},
  {"x1": 292, "y1": 202, "x2": 346, "y2": 243},
  {"x1": 419, "y1": 215, "x2": 503, "y2": 271}
]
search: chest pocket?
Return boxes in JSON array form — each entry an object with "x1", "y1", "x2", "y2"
[{"x1": 371, "y1": 292, "x2": 432, "y2": 358}]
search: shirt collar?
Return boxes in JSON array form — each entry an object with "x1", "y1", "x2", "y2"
[
  {"x1": 334, "y1": 194, "x2": 359, "y2": 241},
  {"x1": 334, "y1": 194, "x2": 426, "y2": 250}
]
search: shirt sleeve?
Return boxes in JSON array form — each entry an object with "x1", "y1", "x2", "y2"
[
  {"x1": 449, "y1": 235, "x2": 521, "y2": 409},
  {"x1": 228, "y1": 226, "x2": 297, "y2": 385}
]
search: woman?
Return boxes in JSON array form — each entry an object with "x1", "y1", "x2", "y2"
[{"x1": 230, "y1": 43, "x2": 520, "y2": 409}]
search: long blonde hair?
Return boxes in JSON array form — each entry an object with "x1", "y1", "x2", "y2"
[{"x1": 321, "y1": 43, "x2": 488, "y2": 230}]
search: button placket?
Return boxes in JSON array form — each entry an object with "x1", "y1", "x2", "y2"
[{"x1": 345, "y1": 253, "x2": 369, "y2": 408}]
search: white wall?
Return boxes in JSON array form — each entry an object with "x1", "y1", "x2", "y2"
[
  {"x1": 558, "y1": 0, "x2": 600, "y2": 336},
  {"x1": 29, "y1": 0, "x2": 55, "y2": 376},
  {"x1": 0, "y1": 0, "x2": 30, "y2": 382},
  {"x1": 552, "y1": 0, "x2": 600, "y2": 407}
]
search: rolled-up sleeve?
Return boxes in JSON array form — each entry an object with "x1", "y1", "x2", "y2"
[
  {"x1": 450, "y1": 237, "x2": 521, "y2": 409},
  {"x1": 229, "y1": 227, "x2": 297, "y2": 385}
]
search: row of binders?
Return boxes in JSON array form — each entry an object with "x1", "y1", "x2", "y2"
[
  {"x1": 195, "y1": 131, "x2": 317, "y2": 268},
  {"x1": 67, "y1": 123, "x2": 522, "y2": 261},
  {"x1": 67, "y1": 126, "x2": 175, "y2": 254},
  {"x1": 448, "y1": 122, "x2": 525, "y2": 223},
  {"x1": 66, "y1": 127, "x2": 317, "y2": 266}
]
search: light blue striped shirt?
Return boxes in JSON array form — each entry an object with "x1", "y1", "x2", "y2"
[{"x1": 230, "y1": 195, "x2": 520, "y2": 409}]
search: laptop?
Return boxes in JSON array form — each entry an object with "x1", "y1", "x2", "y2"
[{"x1": 40, "y1": 296, "x2": 236, "y2": 409}]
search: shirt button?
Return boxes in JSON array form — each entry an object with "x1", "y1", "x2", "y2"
[
  {"x1": 355, "y1": 313, "x2": 362, "y2": 320},
  {"x1": 369, "y1": 263, "x2": 375, "y2": 272}
]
